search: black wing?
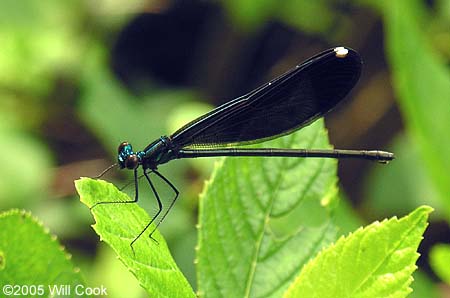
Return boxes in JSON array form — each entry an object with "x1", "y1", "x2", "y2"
[{"x1": 170, "y1": 47, "x2": 361, "y2": 148}]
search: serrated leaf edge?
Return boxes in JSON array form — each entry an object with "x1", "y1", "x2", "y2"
[
  {"x1": 284, "y1": 206, "x2": 433, "y2": 297},
  {"x1": 0, "y1": 209, "x2": 82, "y2": 274}
]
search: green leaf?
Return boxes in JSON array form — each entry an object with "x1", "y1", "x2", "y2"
[
  {"x1": 75, "y1": 178, "x2": 195, "y2": 298},
  {"x1": 0, "y1": 209, "x2": 85, "y2": 293},
  {"x1": 284, "y1": 206, "x2": 432, "y2": 298},
  {"x1": 382, "y1": 0, "x2": 450, "y2": 216},
  {"x1": 90, "y1": 244, "x2": 147, "y2": 298},
  {"x1": 429, "y1": 243, "x2": 450, "y2": 284},
  {"x1": 197, "y1": 120, "x2": 340, "y2": 297}
]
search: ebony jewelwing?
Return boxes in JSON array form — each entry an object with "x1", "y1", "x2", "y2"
[{"x1": 94, "y1": 47, "x2": 394, "y2": 251}]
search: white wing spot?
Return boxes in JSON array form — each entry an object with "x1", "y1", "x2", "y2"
[{"x1": 334, "y1": 47, "x2": 349, "y2": 58}]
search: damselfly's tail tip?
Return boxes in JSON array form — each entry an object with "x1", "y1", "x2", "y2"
[{"x1": 377, "y1": 151, "x2": 395, "y2": 164}]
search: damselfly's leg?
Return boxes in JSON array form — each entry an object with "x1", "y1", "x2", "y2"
[
  {"x1": 130, "y1": 169, "x2": 163, "y2": 249},
  {"x1": 90, "y1": 168, "x2": 140, "y2": 209},
  {"x1": 148, "y1": 170, "x2": 179, "y2": 239}
]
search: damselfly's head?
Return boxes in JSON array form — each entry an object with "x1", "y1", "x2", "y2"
[{"x1": 118, "y1": 141, "x2": 141, "y2": 170}]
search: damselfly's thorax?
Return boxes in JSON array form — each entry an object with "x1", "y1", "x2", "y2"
[
  {"x1": 141, "y1": 136, "x2": 177, "y2": 169},
  {"x1": 117, "y1": 136, "x2": 177, "y2": 171}
]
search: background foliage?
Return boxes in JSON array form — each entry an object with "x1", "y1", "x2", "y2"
[{"x1": 0, "y1": 0, "x2": 449, "y2": 297}]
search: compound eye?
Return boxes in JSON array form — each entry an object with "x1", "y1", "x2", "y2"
[
  {"x1": 124, "y1": 154, "x2": 139, "y2": 169},
  {"x1": 118, "y1": 141, "x2": 129, "y2": 154}
]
